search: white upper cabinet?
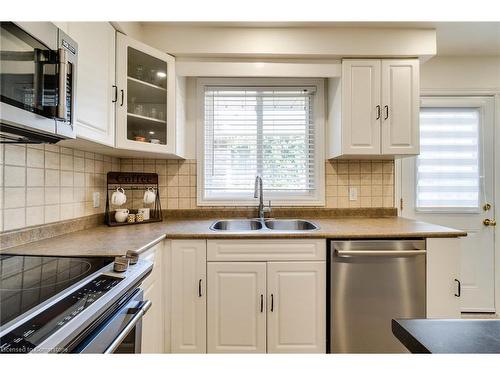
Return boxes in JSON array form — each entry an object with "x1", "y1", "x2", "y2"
[
  {"x1": 340, "y1": 60, "x2": 381, "y2": 155},
  {"x1": 328, "y1": 58, "x2": 420, "y2": 158},
  {"x1": 381, "y1": 59, "x2": 420, "y2": 154},
  {"x1": 67, "y1": 22, "x2": 116, "y2": 146},
  {"x1": 116, "y1": 33, "x2": 182, "y2": 156}
]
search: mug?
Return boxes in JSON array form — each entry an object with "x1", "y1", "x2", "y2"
[
  {"x1": 114, "y1": 208, "x2": 129, "y2": 223},
  {"x1": 143, "y1": 187, "x2": 156, "y2": 205},
  {"x1": 138, "y1": 208, "x2": 150, "y2": 220},
  {"x1": 111, "y1": 187, "x2": 127, "y2": 206}
]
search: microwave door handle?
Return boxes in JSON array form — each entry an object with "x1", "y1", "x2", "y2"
[
  {"x1": 335, "y1": 250, "x2": 426, "y2": 257},
  {"x1": 104, "y1": 299, "x2": 152, "y2": 354},
  {"x1": 57, "y1": 48, "x2": 68, "y2": 121}
]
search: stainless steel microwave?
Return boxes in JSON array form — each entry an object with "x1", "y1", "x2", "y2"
[{"x1": 0, "y1": 22, "x2": 78, "y2": 143}]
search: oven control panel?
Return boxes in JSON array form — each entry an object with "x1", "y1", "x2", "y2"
[{"x1": 0, "y1": 275, "x2": 122, "y2": 353}]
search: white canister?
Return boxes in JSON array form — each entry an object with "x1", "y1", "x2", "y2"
[
  {"x1": 114, "y1": 209, "x2": 129, "y2": 223},
  {"x1": 138, "y1": 207, "x2": 150, "y2": 220}
]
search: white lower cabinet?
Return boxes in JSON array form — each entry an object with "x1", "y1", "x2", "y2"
[
  {"x1": 206, "y1": 260, "x2": 326, "y2": 353},
  {"x1": 426, "y1": 238, "x2": 461, "y2": 318},
  {"x1": 267, "y1": 262, "x2": 326, "y2": 353},
  {"x1": 170, "y1": 240, "x2": 207, "y2": 353},
  {"x1": 168, "y1": 239, "x2": 327, "y2": 354},
  {"x1": 207, "y1": 262, "x2": 267, "y2": 353},
  {"x1": 140, "y1": 243, "x2": 165, "y2": 353}
]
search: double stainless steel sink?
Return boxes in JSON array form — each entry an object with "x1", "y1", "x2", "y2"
[{"x1": 210, "y1": 219, "x2": 319, "y2": 232}]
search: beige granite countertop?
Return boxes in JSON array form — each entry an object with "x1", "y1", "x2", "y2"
[{"x1": 1, "y1": 217, "x2": 466, "y2": 258}]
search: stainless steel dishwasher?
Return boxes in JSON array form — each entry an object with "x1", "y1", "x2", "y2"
[{"x1": 329, "y1": 240, "x2": 426, "y2": 353}]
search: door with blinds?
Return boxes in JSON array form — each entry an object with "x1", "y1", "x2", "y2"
[{"x1": 400, "y1": 97, "x2": 495, "y2": 312}]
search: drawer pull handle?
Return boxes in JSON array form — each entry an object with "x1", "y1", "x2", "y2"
[
  {"x1": 270, "y1": 294, "x2": 274, "y2": 312},
  {"x1": 260, "y1": 294, "x2": 264, "y2": 313},
  {"x1": 198, "y1": 279, "x2": 203, "y2": 297}
]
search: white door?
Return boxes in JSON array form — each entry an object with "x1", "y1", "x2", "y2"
[
  {"x1": 267, "y1": 262, "x2": 326, "y2": 353},
  {"x1": 207, "y1": 262, "x2": 266, "y2": 353},
  {"x1": 341, "y1": 59, "x2": 381, "y2": 155},
  {"x1": 381, "y1": 59, "x2": 420, "y2": 155},
  {"x1": 400, "y1": 96, "x2": 495, "y2": 312},
  {"x1": 67, "y1": 22, "x2": 116, "y2": 146},
  {"x1": 171, "y1": 240, "x2": 206, "y2": 353}
]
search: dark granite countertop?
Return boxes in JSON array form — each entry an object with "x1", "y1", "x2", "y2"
[{"x1": 392, "y1": 319, "x2": 500, "y2": 353}]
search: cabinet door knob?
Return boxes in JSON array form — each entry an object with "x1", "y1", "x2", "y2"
[
  {"x1": 260, "y1": 294, "x2": 264, "y2": 313},
  {"x1": 120, "y1": 89, "x2": 124, "y2": 107},
  {"x1": 384, "y1": 105, "x2": 389, "y2": 120},
  {"x1": 376, "y1": 105, "x2": 381, "y2": 120},
  {"x1": 270, "y1": 294, "x2": 274, "y2": 312},
  {"x1": 198, "y1": 279, "x2": 203, "y2": 297}
]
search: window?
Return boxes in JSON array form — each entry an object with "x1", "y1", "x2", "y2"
[
  {"x1": 198, "y1": 78, "x2": 324, "y2": 205},
  {"x1": 416, "y1": 107, "x2": 480, "y2": 210}
]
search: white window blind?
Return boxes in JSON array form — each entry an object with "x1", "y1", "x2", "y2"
[
  {"x1": 416, "y1": 107, "x2": 480, "y2": 210},
  {"x1": 203, "y1": 86, "x2": 317, "y2": 202}
]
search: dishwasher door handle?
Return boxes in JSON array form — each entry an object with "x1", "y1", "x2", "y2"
[{"x1": 335, "y1": 250, "x2": 426, "y2": 257}]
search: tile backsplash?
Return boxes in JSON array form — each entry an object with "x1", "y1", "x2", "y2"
[
  {"x1": 1, "y1": 143, "x2": 394, "y2": 233},
  {"x1": 0, "y1": 144, "x2": 120, "y2": 232},
  {"x1": 123, "y1": 158, "x2": 395, "y2": 210}
]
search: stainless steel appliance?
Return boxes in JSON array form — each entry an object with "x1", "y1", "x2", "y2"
[
  {"x1": 0, "y1": 253, "x2": 152, "y2": 353},
  {"x1": 329, "y1": 240, "x2": 426, "y2": 353},
  {"x1": 0, "y1": 22, "x2": 77, "y2": 143}
]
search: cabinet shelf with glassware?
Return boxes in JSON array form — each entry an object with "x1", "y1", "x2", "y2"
[{"x1": 116, "y1": 33, "x2": 185, "y2": 157}]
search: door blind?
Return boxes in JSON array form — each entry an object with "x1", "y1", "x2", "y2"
[
  {"x1": 417, "y1": 107, "x2": 480, "y2": 209},
  {"x1": 203, "y1": 86, "x2": 317, "y2": 200}
]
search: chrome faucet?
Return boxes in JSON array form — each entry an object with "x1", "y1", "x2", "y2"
[{"x1": 254, "y1": 175, "x2": 271, "y2": 220}]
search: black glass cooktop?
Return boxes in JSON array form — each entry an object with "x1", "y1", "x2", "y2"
[{"x1": 0, "y1": 255, "x2": 115, "y2": 327}]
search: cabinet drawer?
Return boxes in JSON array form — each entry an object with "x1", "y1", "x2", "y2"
[{"x1": 207, "y1": 239, "x2": 326, "y2": 261}]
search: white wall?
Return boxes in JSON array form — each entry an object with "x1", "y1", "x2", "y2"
[{"x1": 421, "y1": 56, "x2": 500, "y2": 91}]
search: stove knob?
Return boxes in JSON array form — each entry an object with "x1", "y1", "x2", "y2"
[
  {"x1": 126, "y1": 250, "x2": 139, "y2": 265},
  {"x1": 113, "y1": 256, "x2": 129, "y2": 272}
]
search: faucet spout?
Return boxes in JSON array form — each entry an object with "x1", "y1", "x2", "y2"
[{"x1": 254, "y1": 175, "x2": 264, "y2": 219}]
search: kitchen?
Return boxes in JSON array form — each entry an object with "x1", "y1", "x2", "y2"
[{"x1": 1, "y1": 0, "x2": 500, "y2": 372}]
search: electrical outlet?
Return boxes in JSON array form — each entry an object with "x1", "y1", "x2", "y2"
[
  {"x1": 349, "y1": 187, "x2": 358, "y2": 201},
  {"x1": 92, "y1": 192, "x2": 100, "y2": 208}
]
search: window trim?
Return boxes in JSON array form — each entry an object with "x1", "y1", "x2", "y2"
[{"x1": 196, "y1": 77, "x2": 325, "y2": 206}]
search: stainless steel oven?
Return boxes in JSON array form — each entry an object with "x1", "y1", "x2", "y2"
[
  {"x1": 0, "y1": 254, "x2": 152, "y2": 354},
  {"x1": 71, "y1": 289, "x2": 151, "y2": 354},
  {"x1": 0, "y1": 22, "x2": 77, "y2": 143}
]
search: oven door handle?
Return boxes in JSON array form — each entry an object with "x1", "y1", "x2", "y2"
[{"x1": 104, "y1": 299, "x2": 152, "y2": 354}]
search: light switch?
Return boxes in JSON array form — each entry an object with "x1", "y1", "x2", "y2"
[
  {"x1": 93, "y1": 192, "x2": 100, "y2": 208},
  {"x1": 349, "y1": 187, "x2": 358, "y2": 201}
]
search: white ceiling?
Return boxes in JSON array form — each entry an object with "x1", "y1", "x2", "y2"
[{"x1": 148, "y1": 22, "x2": 500, "y2": 56}]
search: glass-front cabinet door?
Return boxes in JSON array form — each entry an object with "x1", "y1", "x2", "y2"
[{"x1": 116, "y1": 33, "x2": 176, "y2": 154}]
